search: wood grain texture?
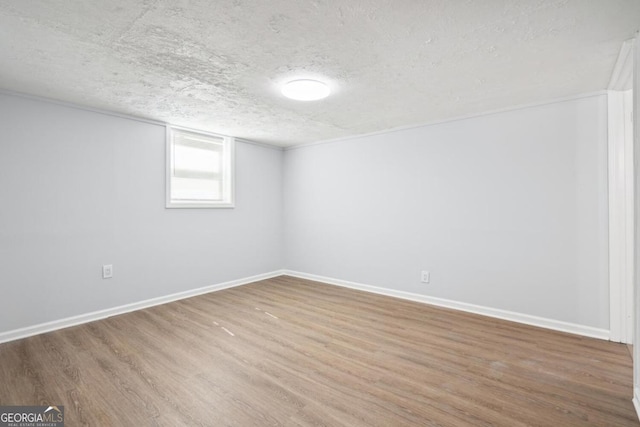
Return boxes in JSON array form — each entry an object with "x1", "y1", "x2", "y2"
[{"x1": 0, "y1": 275, "x2": 637, "y2": 426}]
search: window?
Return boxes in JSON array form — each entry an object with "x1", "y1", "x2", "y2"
[{"x1": 166, "y1": 126, "x2": 234, "y2": 208}]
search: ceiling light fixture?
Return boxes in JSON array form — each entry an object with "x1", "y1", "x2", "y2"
[{"x1": 281, "y1": 79, "x2": 330, "y2": 101}]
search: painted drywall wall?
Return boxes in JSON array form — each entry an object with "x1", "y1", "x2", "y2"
[
  {"x1": 0, "y1": 93, "x2": 283, "y2": 334},
  {"x1": 284, "y1": 94, "x2": 609, "y2": 329}
]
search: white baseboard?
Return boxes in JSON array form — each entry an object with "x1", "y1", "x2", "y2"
[
  {"x1": 2, "y1": 269, "x2": 610, "y2": 345},
  {"x1": 0, "y1": 270, "x2": 286, "y2": 344},
  {"x1": 634, "y1": 388, "x2": 640, "y2": 422},
  {"x1": 283, "y1": 270, "x2": 610, "y2": 341}
]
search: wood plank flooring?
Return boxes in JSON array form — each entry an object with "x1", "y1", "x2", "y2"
[{"x1": 0, "y1": 275, "x2": 637, "y2": 426}]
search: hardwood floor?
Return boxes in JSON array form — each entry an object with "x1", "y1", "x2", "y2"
[{"x1": 0, "y1": 275, "x2": 637, "y2": 426}]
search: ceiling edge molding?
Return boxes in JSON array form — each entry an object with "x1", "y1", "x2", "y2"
[
  {"x1": 0, "y1": 88, "x2": 283, "y2": 151},
  {"x1": 284, "y1": 90, "x2": 609, "y2": 151},
  {"x1": 0, "y1": 88, "x2": 166, "y2": 127},
  {"x1": 235, "y1": 137, "x2": 284, "y2": 151},
  {"x1": 609, "y1": 38, "x2": 636, "y2": 91}
]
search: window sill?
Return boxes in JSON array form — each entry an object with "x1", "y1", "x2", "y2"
[{"x1": 165, "y1": 201, "x2": 235, "y2": 209}]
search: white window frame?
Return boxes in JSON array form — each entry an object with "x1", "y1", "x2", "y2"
[{"x1": 166, "y1": 126, "x2": 235, "y2": 209}]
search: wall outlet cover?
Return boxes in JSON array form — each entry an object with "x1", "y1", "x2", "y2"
[
  {"x1": 421, "y1": 271, "x2": 430, "y2": 283},
  {"x1": 103, "y1": 264, "x2": 113, "y2": 279}
]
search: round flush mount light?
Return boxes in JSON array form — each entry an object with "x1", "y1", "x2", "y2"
[{"x1": 281, "y1": 79, "x2": 330, "y2": 101}]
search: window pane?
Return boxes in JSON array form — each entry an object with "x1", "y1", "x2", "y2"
[
  {"x1": 174, "y1": 143, "x2": 222, "y2": 175},
  {"x1": 167, "y1": 127, "x2": 234, "y2": 208},
  {"x1": 171, "y1": 177, "x2": 222, "y2": 201}
]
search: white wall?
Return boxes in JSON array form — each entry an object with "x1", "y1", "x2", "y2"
[
  {"x1": 284, "y1": 94, "x2": 609, "y2": 329},
  {"x1": 0, "y1": 93, "x2": 283, "y2": 334},
  {"x1": 0, "y1": 91, "x2": 611, "y2": 337}
]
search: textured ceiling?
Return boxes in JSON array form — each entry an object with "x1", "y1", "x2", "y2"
[{"x1": 1, "y1": 1, "x2": 639, "y2": 147}]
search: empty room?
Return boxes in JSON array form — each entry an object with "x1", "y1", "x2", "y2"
[{"x1": 1, "y1": 1, "x2": 640, "y2": 426}]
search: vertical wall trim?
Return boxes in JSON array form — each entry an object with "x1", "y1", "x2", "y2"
[
  {"x1": 608, "y1": 90, "x2": 634, "y2": 344},
  {"x1": 634, "y1": 388, "x2": 640, "y2": 423},
  {"x1": 609, "y1": 91, "x2": 624, "y2": 342},
  {"x1": 624, "y1": 90, "x2": 635, "y2": 345},
  {"x1": 631, "y1": 34, "x2": 640, "y2": 422}
]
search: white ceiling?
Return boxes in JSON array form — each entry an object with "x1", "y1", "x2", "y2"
[{"x1": 1, "y1": 1, "x2": 639, "y2": 147}]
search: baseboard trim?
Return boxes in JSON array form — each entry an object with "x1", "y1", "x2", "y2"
[
  {"x1": 283, "y1": 270, "x2": 610, "y2": 341},
  {"x1": 2, "y1": 270, "x2": 610, "y2": 345},
  {"x1": 634, "y1": 388, "x2": 640, "y2": 422},
  {"x1": 0, "y1": 270, "x2": 286, "y2": 344}
]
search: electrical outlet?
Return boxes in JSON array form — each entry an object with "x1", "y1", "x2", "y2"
[
  {"x1": 421, "y1": 271, "x2": 430, "y2": 283},
  {"x1": 102, "y1": 264, "x2": 113, "y2": 279}
]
